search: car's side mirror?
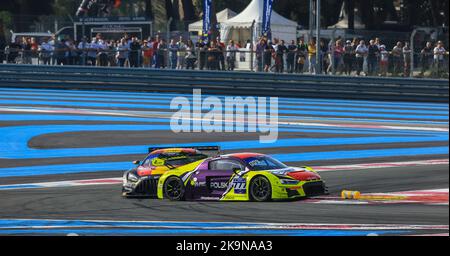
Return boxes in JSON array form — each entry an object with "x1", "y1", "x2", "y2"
[{"x1": 132, "y1": 160, "x2": 140, "y2": 165}]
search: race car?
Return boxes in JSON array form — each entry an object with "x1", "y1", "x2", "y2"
[
  {"x1": 157, "y1": 152, "x2": 328, "y2": 202},
  {"x1": 122, "y1": 146, "x2": 220, "y2": 197}
]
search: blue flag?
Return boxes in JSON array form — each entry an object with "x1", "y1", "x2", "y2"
[
  {"x1": 262, "y1": 0, "x2": 274, "y2": 38},
  {"x1": 202, "y1": 0, "x2": 212, "y2": 41}
]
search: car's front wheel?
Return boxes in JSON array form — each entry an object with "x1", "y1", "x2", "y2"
[
  {"x1": 163, "y1": 176, "x2": 185, "y2": 201},
  {"x1": 249, "y1": 176, "x2": 272, "y2": 202}
]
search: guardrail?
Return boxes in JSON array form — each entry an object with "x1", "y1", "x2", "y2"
[{"x1": 0, "y1": 64, "x2": 448, "y2": 102}]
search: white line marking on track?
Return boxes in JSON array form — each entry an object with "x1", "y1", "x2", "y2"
[
  {"x1": 1, "y1": 107, "x2": 448, "y2": 132},
  {"x1": 0, "y1": 178, "x2": 122, "y2": 190},
  {"x1": 0, "y1": 218, "x2": 447, "y2": 231},
  {"x1": 313, "y1": 159, "x2": 449, "y2": 172}
]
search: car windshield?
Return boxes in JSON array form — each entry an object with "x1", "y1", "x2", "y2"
[
  {"x1": 142, "y1": 154, "x2": 159, "y2": 167},
  {"x1": 141, "y1": 153, "x2": 207, "y2": 167},
  {"x1": 243, "y1": 156, "x2": 288, "y2": 171}
]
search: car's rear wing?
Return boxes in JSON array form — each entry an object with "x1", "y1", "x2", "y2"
[{"x1": 148, "y1": 146, "x2": 221, "y2": 156}]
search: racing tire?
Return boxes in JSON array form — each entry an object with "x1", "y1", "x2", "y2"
[
  {"x1": 249, "y1": 176, "x2": 272, "y2": 202},
  {"x1": 163, "y1": 176, "x2": 186, "y2": 201}
]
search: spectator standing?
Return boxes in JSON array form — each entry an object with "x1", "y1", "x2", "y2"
[
  {"x1": 403, "y1": 42, "x2": 412, "y2": 77},
  {"x1": 39, "y1": 38, "x2": 53, "y2": 65},
  {"x1": 217, "y1": 38, "x2": 226, "y2": 71},
  {"x1": 65, "y1": 38, "x2": 78, "y2": 65},
  {"x1": 355, "y1": 40, "x2": 368, "y2": 76},
  {"x1": 49, "y1": 35, "x2": 57, "y2": 65},
  {"x1": 129, "y1": 37, "x2": 142, "y2": 68},
  {"x1": 77, "y1": 37, "x2": 89, "y2": 65},
  {"x1": 6, "y1": 38, "x2": 22, "y2": 63},
  {"x1": 379, "y1": 45, "x2": 389, "y2": 77},
  {"x1": 271, "y1": 39, "x2": 279, "y2": 71},
  {"x1": 420, "y1": 42, "x2": 433, "y2": 76},
  {"x1": 367, "y1": 39, "x2": 380, "y2": 76},
  {"x1": 196, "y1": 39, "x2": 207, "y2": 70},
  {"x1": 343, "y1": 40, "x2": 354, "y2": 75},
  {"x1": 226, "y1": 40, "x2": 237, "y2": 71},
  {"x1": 255, "y1": 38, "x2": 266, "y2": 72},
  {"x1": 433, "y1": 41, "x2": 446, "y2": 77},
  {"x1": 106, "y1": 40, "x2": 117, "y2": 67},
  {"x1": 141, "y1": 39, "x2": 153, "y2": 68},
  {"x1": 333, "y1": 39, "x2": 344, "y2": 74},
  {"x1": 296, "y1": 38, "x2": 308, "y2": 74},
  {"x1": 157, "y1": 38, "x2": 168, "y2": 69},
  {"x1": 168, "y1": 39, "x2": 178, "y2": 69},
  {"x1": 30, "y1": 37, "x2": 39, "y2": 62},
  {"x1": 21, "y1": 37, "x2": 32, "y2": 64},
  {"x1": 153, "y1": 35, "x2": 160, "y2": 68},
  {"x1": 308, "y1": 39, "x2": 317, "y2": 74},
  {"x1": 129, "y1": 37, "x2": 141, "y2": 68},
  {"x1": 207, "y1": 41, "x2": 220, "y2": 70},
  {"x1": 96, "y1": 39, "x2": 109, "y2": 67},
  {"x1": 263, "y1": 40, "x2": 273, "y2": 72},
  {"x1": 286, "y1": 40, "x2": 297, "y2": 73},
  {"x1": 116, "y1": 38, "x2": 130, "y2": 67},
  {"x1": 177, "y1": 37, "x2": 187, "y2": 69},
  {"x1": 274, "y1": 39, "x2": 287, "y2": 73},
  {"x1": 327, "y1": 36, "x2": 340, "y2": 73},
  {"x1": 54, "y1": 38, "x2": 68, "y2": 65},
  {"x1": 185, "y1": 39, "x2": 197, "y2": 70},
  {"x1": 320, "y1": 39, "x2": 329, "y2": 74},
  {"x1": 351, "y1": 37, "x2": 359, "y2": 71},
  {"x1": 87, "y1": 38, "x2": 99, "y2": 66},
  {"x1": 374, "y1": 37, "x2": 382, "y2": 74},
  {"x1": 391, "y1": 42, "x2": 403, "y2": 77},
  {"x1": 146, "y1": 37, "x2": 155, "y2": 67}
]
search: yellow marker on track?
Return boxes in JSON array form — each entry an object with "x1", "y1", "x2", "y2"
[
  {"x1": 341, "y1": 190, "x2": 361, "y2": 199},
  {"x1": 341, "y1": 190, "x2": 407, "y2": 201}
]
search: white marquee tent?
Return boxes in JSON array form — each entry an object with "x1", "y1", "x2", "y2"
[
  {"x1": 219, "y1": 0, "x2": 298, "y2": 45},
  {"x1": 188, "y1": 8, "x2": 237, "y2": 33}
]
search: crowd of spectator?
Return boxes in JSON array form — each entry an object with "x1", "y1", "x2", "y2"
[
  {"x1": 255, "y1": 36, "x2": 448, "y2": 78},
  {"x1": 1, "y1": 33, "x2": 448, "y2": 78}
]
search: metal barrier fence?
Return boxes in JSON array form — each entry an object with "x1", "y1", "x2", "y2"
[
  {"x1": 1, "y1": 48, "x2": 449, "y2": 79},
  {"x1": 0, "y1": 64, "x2": 448, "y2": 103}
]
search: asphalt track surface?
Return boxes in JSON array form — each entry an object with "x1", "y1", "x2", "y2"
[{"x1": 0, "y1": 87, "x2": 448, "y2": 236}]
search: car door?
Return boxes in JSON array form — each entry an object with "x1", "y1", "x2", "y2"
[{"x1": 190, "y1": 159, "x2": 244, "y2": 199}]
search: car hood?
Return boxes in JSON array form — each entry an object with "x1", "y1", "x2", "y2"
[{"x1": 268, "y1": 167, "x2": 321, "y2": 181}]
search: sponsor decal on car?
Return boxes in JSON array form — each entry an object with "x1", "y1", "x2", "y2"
[
  {"x1": 210, "y1": 181, "x2": 228, "y2": 189},
  {"x1": 191, "y1": 177, "x2": 207, "y2": 187},
  {"x1": 232, "y1": 177, "x2": 247, "y2": 194}
]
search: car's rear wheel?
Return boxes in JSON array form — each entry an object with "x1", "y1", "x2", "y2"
[
  {"x1": 249, "y1": 176, "x2": 272, "y2": 202},
  {"x1": 164, "y1": 176, "x2": 185, "y2": 201}
]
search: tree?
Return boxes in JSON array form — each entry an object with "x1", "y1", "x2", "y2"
[
  {"x1": 53, "y1": 0, "x2": 78, "y2": 17},
  {"x1": 0, "y1": 11, "x2": 13, "y2": 44}
]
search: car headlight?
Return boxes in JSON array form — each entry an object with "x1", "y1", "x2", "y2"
[
  {"x1": 279, "y1": 179, "x2": 300, "y2": 185},
  {"x1": 127, "y1": 173, "x2": 139, "y2": 183},
  {"x1": 272, "y1": 169, "x2": 291, "y2": 176}
]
